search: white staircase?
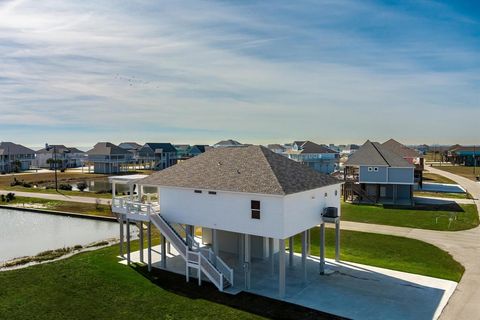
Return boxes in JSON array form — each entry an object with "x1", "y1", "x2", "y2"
[{"x1": 150, "y1": 214, "x2": 234, "y2": 291}]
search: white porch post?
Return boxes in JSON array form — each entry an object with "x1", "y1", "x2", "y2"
[
  {"x1": 119, "y1": 214, "x2": 124, "y2": 257},
  {"x1": 320, "y1": 223, "x2": 325, "y2": 275},
  {"x1": 161, "y1": 234, "x2": 167, "y2": 268},
  {"x1": 289, "y1": 236, "x2": 294, "y2": 268},
  {"x1": 138, "y1": 184, "x2": 143, "y2": 201},
  {"x1": 112, "y1": 181, "x2": 116, "y2": 197},
  {"x1": 301, "y1": 230, "x2": 307, "y2": 282},
  {"x1": 279, "y1": 239, "x2": 286, "y2": 298},
  {"x1": 147, "y1": 221, "x2": 152, "y2": 272},
  {"x1": 244, "y1": 234, "x2": 251, "y2": 290},
  {"x1": 307, "y1": 229, "x2": 311, "y2": 256},
  {"x1": 335, "y1": 219, "x2": 341, "y2": 262},
  {"x1": 139, "y1": 222, "x2": 144, "y2": 263},
  {"x1": 126, "y1": 219, "x2": 131, "y2": 265},
  {"x1": 269, "y1": 237, "x2": 274, "y2": 275}
]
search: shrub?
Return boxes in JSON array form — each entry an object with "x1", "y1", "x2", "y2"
[
  {"x1": 22, "y1": 182, "x2": 32, "y2": 188},
  {"x1": 59, "y1": 184, "x2": 73, "y2": 191},
  {"x1": 5, "y1": 193, "x2": 15, "y2": 202},
  {"x1": 10, "y1": 178, "x2": 22, "y2": 187},
  {"x1": 0, "y1": 194, "x2": 5, "y2": 202},
  {"x1": 76, "y1": 182, "x2": 88, "y2": 192}
]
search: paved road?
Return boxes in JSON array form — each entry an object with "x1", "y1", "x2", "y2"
[
  {"x1": 338, "y1": 166, "x2": 480, "y2": 320},
  {"x1": 0, "y1": 190, "x2": 112, "y2": 205}
]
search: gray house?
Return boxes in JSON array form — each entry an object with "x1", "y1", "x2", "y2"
[
  {"x1": 87, "y1": 142, "x2": 134, "y2": 174},
  {"x1": 343, "y1": 140, "x2": 415, "y2": 205},
  {"x1": 189, "y1": 145, "x2": 211, "y2": 156},
  {"x1": 138, "y1": 143, "x2": 177, "y2": 170},
  {"x1": 286, "y1": 141, "x2": 339, "y2": 174},
  {"x1": 0, "y1": 142, "x2": 35, "y2": 173}
]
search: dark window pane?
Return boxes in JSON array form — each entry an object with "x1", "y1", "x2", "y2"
[
  {"x1": 194, "y1": 190, "x2": 202, "y2": 193},
  {"x1": 208, "y1": 191, "x2": 217, "y2": 195},
  {"x1": 251, "y1": 200, "x2": 260, "y2": 210},
  {"x1": 251, "y1": 210, "x2": 260, "y2": 219}
]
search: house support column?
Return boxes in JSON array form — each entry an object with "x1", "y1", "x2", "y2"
[
  {"x1": 139, "y1": 222, "x2": 144, "y2": 263},
  {"x1": 301, "y1": 230, "x2": 307, "y2": 282},
  {"x1": 112, "y1": 182, "x2": 116, "y2": 198},
  {"x1": 244, "y1": 234, "x2": 251, "y2": 290},
  {"x1": 126, "y1": 219, "x2": 131, "y2": 265},
  {"x1": 279, "y1": 239, "x2": 286, "y2": 298},
  {"x1": 212, "y1": 229, "x2": 219, "y2": 266},
  {"x1": 119, "y1": 214, "x2": 124, "y2": 258},
  {"x1": 161, "y1": 234, "x2": 167, "y2": 268},
  {"x1": 320, "y1": 222, "x2": 325, "y2": 274},
  {"x1": 238, "y1": 233, "x2": 244, "y2": 268},
  {"x1": 307, "y1": 229, "x2": 311, "y2": 256},
  {"x1": 335, "y1": 219, "x2": 340, "y2": 262},
  {"x1": 147, "y1": 221, "x2": 152, "y2": 272},
  {"x1": 269, "y1": 237, "x2": 274, "y2": 275},
  {"x1": 289, "y1": 237, "x2": 294, "y2": 268}
]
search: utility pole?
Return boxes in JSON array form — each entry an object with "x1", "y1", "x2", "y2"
[
  {"x1": 474, "y1": 145, "x2": 477, "y2": 177},
  {"x1": 46, "y1": 144, "x2": 58, "y2": 191}
]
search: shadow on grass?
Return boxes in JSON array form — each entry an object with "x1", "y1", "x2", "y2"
[
  {"x1": 131, "y1": 264, "x2": 347, "y2": 320},
  {"x1": 384, "y1": 202, "x2": 464, "y2": 212}
]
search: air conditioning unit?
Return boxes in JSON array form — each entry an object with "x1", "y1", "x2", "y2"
[{"x1": 322, "y1": 207, "x2": 338, "y2": 218}]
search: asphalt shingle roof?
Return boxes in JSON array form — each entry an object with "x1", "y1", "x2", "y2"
[
  {"x1": 87, "y1": 142, "x2": 132, "y2": 156},
  {"x1": 138, "y1": 145, "x2": 341, "y2": 195},
  {"x1": 345, "y1": 140, "x2": 414, "y2": 167},
  {"x1": 0, "y1": 142, "x2": 35, "y2": 155},
  {"x1": 382, "y1": 139, "x2": 422, "y2": 158},
  {"x1": 143, "y1": 143, "x2": 177, "y2": 153}
]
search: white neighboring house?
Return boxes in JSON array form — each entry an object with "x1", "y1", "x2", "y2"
[
  {"x1": 35, "y1": 145, "x2": 86, "y2": 169},
  {"x1": 0, "y1": 142, "x2": 35, "y2": 173},
  {"x1": 110, "y1": 145, "x2": 342, "y2": 297}
]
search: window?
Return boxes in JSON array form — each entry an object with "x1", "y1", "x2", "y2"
[
  {"x1": 324, "y1": 192, "x2": 328, "y2": 197},
  {"x1": 368, "y1": 167, "x2": 373, "y2": 172},
  {"x1": 335, "y1": 190, "x2": 338, "y2": 196},
  {"x1": 208, "y1": 191, "x2": 217, "y2": 195},
  {"x1": 251, "y1": 200, "x2": 261, "y2": 219},
  {"x1": 374, "y1": 167, "x2": 379, "y2": 172},
  {"x1": 194, "y1": 190, "x2": 202, "y2": 194}
]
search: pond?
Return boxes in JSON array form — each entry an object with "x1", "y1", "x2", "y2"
[{"x1": 0, "y1": 208, "x2": 122, "y2": 263}]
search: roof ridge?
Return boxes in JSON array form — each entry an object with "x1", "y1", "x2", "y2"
[
  {"x1": 258, "y1": 146, "x2": 287, "y2": 195},
  {"x1": 371, "y1": 142, "x2": 391, "y2": 166}
]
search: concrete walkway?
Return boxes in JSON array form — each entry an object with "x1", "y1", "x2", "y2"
[
  {"x1": 339, "y1": 166, "x2": 480, "y2": 320},
  {"x1": 414, "y1": 196, "x2": 475, "y2": 205},
  {"x1": 0, "y1": 190, "x2": 112, "y2": 205}
]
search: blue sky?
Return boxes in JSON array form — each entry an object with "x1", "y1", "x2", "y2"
[{"x1": 0, "y1": 0, "x2": 479, "y2": 148}]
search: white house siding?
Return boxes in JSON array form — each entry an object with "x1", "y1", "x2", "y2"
[
  {"x1": 283, "y1": 184, "x2": 342, "y2": 238},
  {"x1": 158, "y1": 187, "x2": 286, "y2": 239}
]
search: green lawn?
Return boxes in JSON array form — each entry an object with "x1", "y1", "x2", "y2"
[
  {"x1": 5, "y1": 186, "x2": 113, "y2": 198},
  {"x1": 0, "y1": 241, "x2": 335, "y2": 320},
  {"x1": 0, "y1": 196, "x2": 114, "y2": 217},
  {"x1": 341, "y1": 202, "x2": 479, "y2": 231},
  {"x1": 434, "y1": 165, "x2": 480, "y2": 181},
  {"x1": 294, "y1": 228, "x2": 463, "y2": 282},
  {"x1": 423, "y1": 172, "x2": 457, "y2": 184},
  {"x1": 414, "y1": 191, "x2": 471, "y2": 200}
]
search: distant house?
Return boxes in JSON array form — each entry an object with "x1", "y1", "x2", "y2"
[
  {"x1": 286, "y1": 141, "x2": 339, "y2": 174},
  {"x1": 174, "y1": 144, "x2": 191, "y2": 160},
  {"x1": 267, "y1": 144, "x2": 286, "y2": 154},
  {"x1": 118, "y1": 142, "x2": 143, "y2": 160},
  {"x1": 138, "y1": 143, "x2": 177, "y2": 170},
  {"x1": 0, "y1": 142, "x2": 35, "y2": 173},
  {"x1": 340, "y1": 144, "x2": 359, "y2": 156},
  {"x1": 189, "y1": 145, "x2": 211, "y2": 156},
  {"x1": 35, "y1": 145, "x2": 86, "y2": 169},
  {"x1": 87, "y1": 142, "x2": 134, "y2": 174},
  {"x1": 445, "y1": 145, "x2": 480, "y2": 166},
  {"x1": 213, "y1": 139, "x2": 244, "y2": 148},
  {"x1": 381, "y1": 139, "x2": 424, "y2": 187},
  {"x1": 415, "y1": 144, "x2": 430, "y2": 155},
  {"x1": 343, "y1": 140, "x2": 415, "y2": 205}
]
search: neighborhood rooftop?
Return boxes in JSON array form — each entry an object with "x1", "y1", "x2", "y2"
[
  {"x1": 87, "y1": 142, "x2": 132, "y2": 155},
  {"x1": 138, "y1": 145, "x2": 340, "y2": 195},
  {"x1": 345, "y1": 140, "x2": 414, "y2": 167},
  {"x1": 0, "y1": 142, "x2": 35, "y2": 155},
  {"x1": 382, "y1": 139, "x2": 422, "y2": 158}
]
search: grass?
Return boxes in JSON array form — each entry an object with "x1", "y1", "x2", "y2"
[
  {"x1": 4, "y1": 185, "x2": 113, "y2": 198},
  {"x1": 414, "y1": 191, "x2": 471, "y2": 199},
  {"x1": 434, "y1": 165, "x2": 480, "y2": 181},
  {"x1": 0, "y1": 196, "x2": 114, "y2": 217},
  {"x1": 295, "y1": 228, "x2": 464, "y2": 282},
  {"x1": 0, "y1": 241, "x2": 339, "y2": 320},
  {"x1": 423, "y1": 172, "x2": 457, "y2": 184},
  {"x1": 341, "y1": 202, "x2": 479, "y2": 231}
]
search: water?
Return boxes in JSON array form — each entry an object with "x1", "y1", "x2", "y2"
[{"x1": 0, "y1": 208, "x2": 120, "y2": 263}]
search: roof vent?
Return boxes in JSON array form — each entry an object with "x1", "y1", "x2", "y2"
[
  {"x1": 217, "y1": 161, "x2": 222, "y2": 166},
  {"x1": 237, "y1": 169, "x2": 241, "y2": 174}
]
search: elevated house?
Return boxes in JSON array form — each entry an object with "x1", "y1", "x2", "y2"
[
  {"x1": 87, "y1": 142, "x2": 134, "y2": 174},
  {"x1": 382, "y1": 139, "x2": 424, "y2": 187},
  {"x1": 174, "y1": 144, "x2": 191, "y2": 161},
  {"x1": 445, "y1": 145, "x2": 480, "y2": 167},
  {"x1": 286, "y1": 141, "x2": 339, "y2": 174},
  {"x1": 118, "y1": 142, "x2": 143, "y2": 161},
  {"x1": 343, "y1": 140, "x2": 415, "y2": 205},
  {"x1": 138, "y1": 143, "x2": 177, "y2": 170},
  {"x1": 213, "y1": 139, "x2": 244, "y2": 148},
  {"x1": 35, "y1": 145, "x2": 86, "y2": 169},
  {"x1": 267, "y1": 144, "x2": 286, "y2": 154},
  {"x1": 189, "y1": 145, "x2": 211, "y2": 156},
  {"x1": 0, "y1": 142, "x2": 35, "y2": 173},
  {"x1": 110, "y1": 145, "x2": 342, "y2": 297}
]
